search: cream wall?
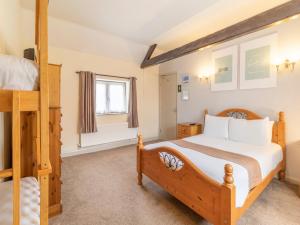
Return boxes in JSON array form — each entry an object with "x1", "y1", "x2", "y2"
[
  {"x1": 159, "y1": 18, "x2": 300, "y2": 183},
  {"x1": 21, "y1": 9, "x2": 159, "y2": 155},
  {"x1": 0, "y1": 0, "x2": 22, "y2": 55},
  {"x1": 48, "y1": 47, "x2": 159, "y2": 153},
  {"x1": 0, "y1": 0, "x2": 22, "y2": 171}
]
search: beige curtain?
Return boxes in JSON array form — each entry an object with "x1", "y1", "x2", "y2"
[
  {"x1": 128, "y1": 77, "x2": 139, "y2": 128},
  {"x1": 79, "y1": 71, "x2": 98, "y2": 133}
]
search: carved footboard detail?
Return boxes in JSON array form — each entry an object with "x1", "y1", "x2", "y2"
[
  {"x1": 137, "y1": 135, "x2": 236, "y2": 225},
  {"x1": 159, "y1": 152, "x2": 184, "y2": 171}
]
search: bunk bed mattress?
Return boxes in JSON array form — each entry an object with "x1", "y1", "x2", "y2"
[
  {"x1": 0, "y1": 54, "x2": 39, "y2": 90},
  {"x1": 0, "y1": 177, "x2": 40, "y2": 225}
]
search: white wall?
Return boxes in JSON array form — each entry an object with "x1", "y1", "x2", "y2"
[
  {"x1": 0, "y1": 0, "x2": 22, "y2": 56},
  {"x1": 0, "y1": 0, "x2": 22, "y2": 171},
  {"x1": 21, "y1": 9, "x2": 159, "y2": 155},
  {"x1": 159, "y1": 18, "x2": 300, "y2": 183}
]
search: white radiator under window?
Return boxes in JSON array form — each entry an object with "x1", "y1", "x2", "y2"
[{"x1": 79, "y1": 122, "x2": 138, "y2": 148}]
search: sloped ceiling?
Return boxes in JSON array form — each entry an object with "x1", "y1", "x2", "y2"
[{"x1": 21, "y1": 0, "x2": 290, "y2": 51}]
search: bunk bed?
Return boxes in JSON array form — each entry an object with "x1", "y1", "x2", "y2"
[{"x1": 0, "y1": 0, "x2": 51, "y2": 225}]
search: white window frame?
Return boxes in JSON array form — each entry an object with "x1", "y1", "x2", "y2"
[{"x1": 96, "y1": 79, "x2": 129, "y2": 115}]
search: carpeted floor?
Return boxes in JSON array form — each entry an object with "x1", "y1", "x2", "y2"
[{"x1": 50, "y1": 144, "x2": 300, "y2": 225}]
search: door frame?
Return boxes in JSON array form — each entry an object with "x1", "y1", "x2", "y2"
[{"x1": 159, "y1": 73, "x2": 178, "y2": 140}]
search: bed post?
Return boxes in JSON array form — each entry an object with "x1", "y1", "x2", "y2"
[
  {"x1": 203, "y1": 109, "x2": 208, "y2": 125},
  {"x1": 12, "y1": 91, "x2": 21, "y2": 225},
  {"x1": 137, "y1": 134, "x2": 144, "y2": 185},
  {"x1": 38, "y1": 0, "x2": 50, "y2": 224},
  {"x1": 220, "y1": 164, "x2": 236, "y2": 225},
  {"x1": 278, "y1": 112, "x2": 286, "y2": 181}
]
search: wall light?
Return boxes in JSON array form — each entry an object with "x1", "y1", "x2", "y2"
[
  {"x1": 275, "y1": 58, "x2": 299, "y2": 72},
  {"x1": 198, "y1": 67, "x2": 214, "y2": 83},
  {"x1": 198, "y1": 74, "x2": 210, "y2": 82}
]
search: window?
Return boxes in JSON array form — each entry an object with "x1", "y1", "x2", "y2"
[{"x1": 96, "y1": 79, "x2": 128, "y2": 115}]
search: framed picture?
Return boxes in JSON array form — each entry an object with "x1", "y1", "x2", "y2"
[
  {"x1": 181, "y1": 74, "x2": 190, "y2": 84},
  {"x1": 211, "y1": 45, "x2": 238, "y2": 91},
  {"x1": 240, "y1": 33, "x2": 278, "y2": 89}
]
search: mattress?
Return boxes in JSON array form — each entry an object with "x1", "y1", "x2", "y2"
[
  {"x1": 145, "y1": 134, "x2": 283, "y2": 208},
  {"x1": 0, "y1": 54, "x2": 39, "y2": 91},
  {"x1": 0, "y1": 177, "x2": 40, "y2": 225}
]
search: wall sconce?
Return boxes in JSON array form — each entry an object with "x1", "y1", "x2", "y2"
[
  {"x1": 276, "y1": 59, "x2": 297, "y2": 72},
  {"x1": 198, "y1": 74, "x2": 210, "y2": 82}
]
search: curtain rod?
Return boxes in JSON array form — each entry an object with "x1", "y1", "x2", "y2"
[{"x1": 76, "y1": 71, "x2": 136, "y2": 80}]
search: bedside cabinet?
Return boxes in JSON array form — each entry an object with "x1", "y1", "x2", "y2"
[{"x1": 177, "y1": 123, "x2": 202, "y2": 139}]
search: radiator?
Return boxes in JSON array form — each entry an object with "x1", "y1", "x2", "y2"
[{"x1": 79, "y1": 122, "x2": 138, "y2": 148}]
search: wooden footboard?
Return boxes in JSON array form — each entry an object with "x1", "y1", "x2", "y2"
[{"x1": 137, "y1": 135, "x2": 236, "y2": 225}]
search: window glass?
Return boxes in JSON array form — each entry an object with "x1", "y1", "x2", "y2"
[
  {"x1": 96, "y1": 82, "x2": 107, "y2": 114},
  {"x1": 109, "y1": 83, "x2": 126, "y2": 113},
  {"x1": 96, "y1": 79, "x2": 128, "y2": 115}
]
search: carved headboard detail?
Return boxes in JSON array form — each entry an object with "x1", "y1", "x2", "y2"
[{"x1": 216, "y1": 108, "x2": 262, "y2": 120}]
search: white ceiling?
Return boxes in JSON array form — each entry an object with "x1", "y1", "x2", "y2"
[
  {"x1": 21, "y1": 0, "x2": 218, "y2": 46},
  {"x1": 21, "y1": 0, "x2": 290, "y2": 51}
]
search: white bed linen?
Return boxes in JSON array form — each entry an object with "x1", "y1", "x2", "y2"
[
  {"x1": 0, "y1": 177, "x2": 40, "y2": 225},
  {"x1": 0, "y1": 54, "x2": 39, "y2": 90},
  {"x1": 145, "y1": 134, "x2": 283, "y2": 208}
]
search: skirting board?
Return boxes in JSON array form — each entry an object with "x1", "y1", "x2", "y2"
[
  {"x1": 61, "y1": 136, "x2": 159, "y2": 158},
  {"x1": 286, "y1": 176, "x2": 300, "y2": 185}
]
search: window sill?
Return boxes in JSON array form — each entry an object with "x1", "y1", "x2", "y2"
[{"x1": 97, "y1": 113, "x2": 128, "y2": 117}]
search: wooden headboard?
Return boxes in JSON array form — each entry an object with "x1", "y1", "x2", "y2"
[{"x1": 204, "y1": 108, "x2": 286, "y2": 171}]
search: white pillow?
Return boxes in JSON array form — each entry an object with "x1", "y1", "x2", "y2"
[
  {"x1": 267, "y1": 120, "x2": 274, "y2": 143},
  {"x1": 228, "y1": 117, "x2": 270, "y2": 146},
  {"x1": 204, "y1": 115, "x2": 229, "y2": 139}
]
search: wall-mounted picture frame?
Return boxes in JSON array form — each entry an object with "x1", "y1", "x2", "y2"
[
  {"x1": 240, "y1": 33, "x2": 278, "y2": 89},
  {"x1": 211, "y1": 45, "x2": 238, "y2": 91}
]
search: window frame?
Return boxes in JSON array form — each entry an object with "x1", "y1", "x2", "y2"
[{"x1": 95, "y1": 79, "x2": 128, "y2": 116}]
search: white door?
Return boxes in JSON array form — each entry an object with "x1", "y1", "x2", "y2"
[{"x1": 159, "y1": 74, "x2": 177, "y2": 140}]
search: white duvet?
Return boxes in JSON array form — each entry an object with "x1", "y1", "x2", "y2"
[
  {"x1": 145, "y1": 134, "x2": 283, "y2": 208},
  {"x1": 0, "y1": 54, "x2": 39, "y2": 91}
]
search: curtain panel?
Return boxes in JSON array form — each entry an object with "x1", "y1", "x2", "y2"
[
  {"x1": 79, "y1": 71, "x2": 98, "y2": 133},
  {"x1": 127, "y1": 77, "x2": 139, "y2": 128}
]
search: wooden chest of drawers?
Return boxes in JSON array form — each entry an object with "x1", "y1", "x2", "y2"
[{"x1": 177, "y1": 123, "x2": 202, "y2": 139}]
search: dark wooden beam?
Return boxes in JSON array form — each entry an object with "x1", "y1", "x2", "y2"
[
  {"x1": 141, "y1": 0, "x2": 300, "y2": 68},
  {"x1": 141, "y1": 44, "x2": 157, "y2": 66}
]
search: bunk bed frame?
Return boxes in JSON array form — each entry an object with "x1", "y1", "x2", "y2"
[{"x1": 0, "y1": 0, "x2": 51, "y2": 225}]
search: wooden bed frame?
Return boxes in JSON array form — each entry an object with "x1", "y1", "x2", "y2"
[
  {"x1": 0, "y1": 1, "x2": 51, "y2": 225},
  {"x1": 137, "y1": 108, "x2": 286, "y2": 225}
]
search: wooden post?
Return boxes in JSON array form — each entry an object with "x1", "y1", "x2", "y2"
[
  {"x1": 35, "y1": 0, "x2": 40, "y2": 46},
  {"x1": 204, "y1": 109, "x2": 208, "y2": 125},
  {"x1": 33, "y1": 111, "x2": 41, "y2": 178},
  {"x1": 220, "y1": 164, "x2": 236, "y2": 225},
  {"x1": 12, "y1": 91, "x2": 21, "y2": 225},
  {"x1": 137, "y1": 134, "x2": 144, "y2": 185},
  {"x1": 38, "y1": 0, "x2": 49, "y2": 224},
  {"x1": 278, "y1": 112, "x2": 286, "y2": 181}
]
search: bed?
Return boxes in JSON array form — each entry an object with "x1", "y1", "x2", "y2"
[
  {"x1": 137, "y1": 108, "x2": 286, "y2": 225},
  {"x1": 0, "y1": 177, "x2": 40, "y2": 225}
]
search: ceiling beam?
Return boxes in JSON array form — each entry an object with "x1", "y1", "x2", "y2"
[
  {"x1": 141, "y1": 44, "x2": 157, "y2": 66},
  {"x1": 141, "y1": 0, "x2": 300, "y2": 68}
]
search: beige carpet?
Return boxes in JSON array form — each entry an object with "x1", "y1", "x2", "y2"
[{"x1": 50, "y1": 144, "x2": 300, "y2": 225}]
